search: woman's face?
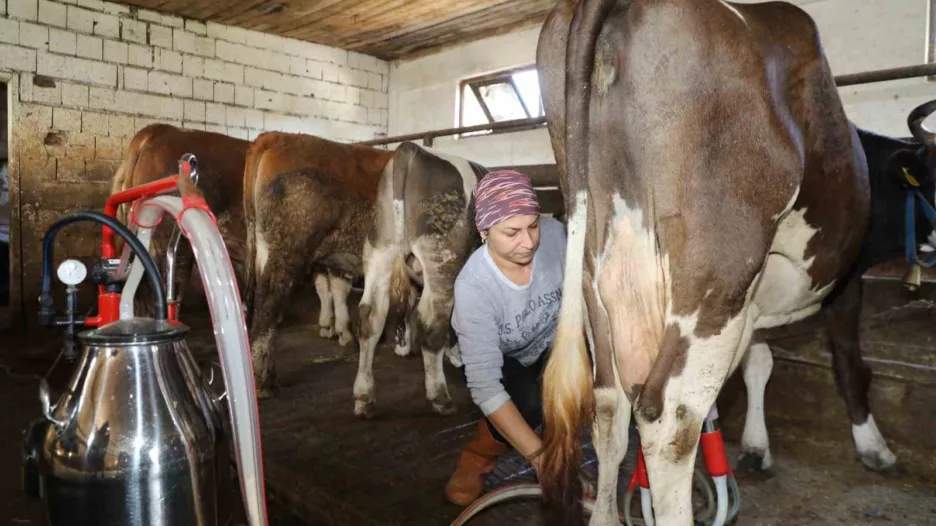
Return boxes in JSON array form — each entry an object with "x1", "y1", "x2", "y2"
[{"x1": 482, "y1": 214, "x2": 541, "y2": 266}]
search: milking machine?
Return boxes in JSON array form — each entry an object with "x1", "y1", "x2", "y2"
[
  {"x1": 450, "y1": 404, "x2": 741, "y2": 526},
  {"x1": 21, "y1": 154, "x2": 268, "y2": 526}
]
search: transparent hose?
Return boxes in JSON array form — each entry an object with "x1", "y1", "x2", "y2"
[
  {"x1": 712, "y1": 475, "x2": 728, "y2": 526},
  {"x1": 123, "y1": 195, "x2": 268, "y2": 526},
  {"x1": 640, "y1": 487, "x2": 654, "y2": 526},
  {"x1": 119, "y1": 226, "x2": 153, "y2": 320}
]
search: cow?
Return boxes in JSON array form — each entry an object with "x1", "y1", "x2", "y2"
[
  {"x1": 353, "y1": 142, "x2": 487, "y2": 418},
  {"x1": 736, "y1": 113, "x2": 936, "y2": 476},
  {"x1": 532, "y1": 0, "x2": 933, "y2": 524},
  {"x1": 109, "y1": 124, "x2": 250, "y2": 315},
  {"x1": 243, "y1": 131, "x2": 395, "y2": 398},
  {"x1": 111, "y1": 125, "x2": 360, "y2": 354}
]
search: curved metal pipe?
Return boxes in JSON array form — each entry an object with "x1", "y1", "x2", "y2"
[
  {"x1": 40, "y1": 210, "x2": 167, "y2": 321},
  {"x1": 907, "y1": 99, "x2": 936, "y2": 145}
]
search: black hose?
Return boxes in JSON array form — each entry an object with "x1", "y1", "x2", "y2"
[{"x1": 39, "y1": 210, "x2": 167, "y2": 321}]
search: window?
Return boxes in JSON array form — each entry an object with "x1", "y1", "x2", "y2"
[{"x1": 458, "y1": 66, "x2": 545, "y2": 136}]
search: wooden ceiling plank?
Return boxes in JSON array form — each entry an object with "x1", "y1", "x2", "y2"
[
  {"x1": 226, "y1": 0, "x2": 350, "y2": 28},
  {"x1": 268, "y1": 0, "x2": 402, "y2": 36},
  {"x1": 104, "y1": 0, "x2": 558, "y2": 60},
  {"x1": 342, "y1": 0, "x2": 541, "y2": 49},
  {"x1": 331, "y1": 0, "x2": 530, "y2": 45},
  {"x1": 193, "y1": 0, "x2": 268, "y2": 23},
  {"x1": 281, "y1": 0, "x2": 490, "y2": 39},
  {"x1": 382, "y1": 9, "x2": 550, "y2": 58}
]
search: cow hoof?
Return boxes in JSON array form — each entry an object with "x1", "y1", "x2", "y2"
[
  {"x1": 320, "y1": 326, "x2": 336, "y2": 339},
  {"x1": 338, "y1": 332, "x2": 354, "y2": 347},
  {"x1": 354, "y1": 399, "x2": 376, "y2": 419},
  {"x1": 737, "y1": 449, "x2": 774, "y2": 476},
  {"x1": 859, "y1": 449, "x2": 898, "y2": 473},
  {"x1": 394, "y1": 344, "x2": 411, "y2": 357},
  {"x1": 431, "y1": 398, "x2": 456, "y2": 416}
]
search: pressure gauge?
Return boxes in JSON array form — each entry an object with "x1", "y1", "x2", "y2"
[{"x1": 56, "y1": 259, "x2": 87, "y2": 286}]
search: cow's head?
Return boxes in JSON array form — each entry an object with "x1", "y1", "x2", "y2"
[{"x1": 907, "y1": 99, "x2": 936, "y2": 253}]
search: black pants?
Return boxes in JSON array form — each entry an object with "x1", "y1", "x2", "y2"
[{"x1": 485, "y1": 352, "x2": 548, "y2": 444}]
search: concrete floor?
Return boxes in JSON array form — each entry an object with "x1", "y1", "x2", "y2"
[{"x1": 2, "y1": 275, "x2": 936, "y2": 525}]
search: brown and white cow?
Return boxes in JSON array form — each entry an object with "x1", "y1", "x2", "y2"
[
  {"x1": 736, "y1": 116, "x2": 936, "y2": 475},
  {"x1": 353, "y1": 142, "x2": 487, "y2": 418},
  {"x1": 243, "y1": 131, "x2": 394, "y2": 398},
  {"x1": 534, "y1": 0, "x2": 912, "y2": 524},
  {"x1": 109, "y1": 124, "x2": 250, "y2": 313}
]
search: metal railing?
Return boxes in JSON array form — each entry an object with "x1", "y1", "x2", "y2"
[{"x1": 358, "y1": 62, "x2": 936, "y2": 148}]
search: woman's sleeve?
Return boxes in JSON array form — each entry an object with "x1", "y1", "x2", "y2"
[{"x1": 452, "y1": 278, "x2": 510, "y2": 416}]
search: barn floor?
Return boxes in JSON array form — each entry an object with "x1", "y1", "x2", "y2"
[{"x1": 2, "y1": 276, "x2": 936, "y2": 525}]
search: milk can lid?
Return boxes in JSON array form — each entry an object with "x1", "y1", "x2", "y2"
[{"x1": 78, "y1": 317, "x2": 190, "y2": 345}]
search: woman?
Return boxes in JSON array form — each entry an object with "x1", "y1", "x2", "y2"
[{"x1": 445, "y1": 169, "x2": 566, "y2": 506}]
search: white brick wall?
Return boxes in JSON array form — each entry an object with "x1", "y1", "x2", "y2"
[{"x1": 1, "y1": 0, "x2": 388, "y2": 155}]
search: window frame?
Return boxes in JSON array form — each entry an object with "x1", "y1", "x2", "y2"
[
  {"x1": 928, "y1": 0, "x2": 936, "y2": 80},
  {"x1": 457, "y1": 65, "x2": 546, "y2": 138}
]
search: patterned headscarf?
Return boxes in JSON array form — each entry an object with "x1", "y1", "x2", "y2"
[{"x1": 473, "y1": 169, "x2": 540, "y2": 232}]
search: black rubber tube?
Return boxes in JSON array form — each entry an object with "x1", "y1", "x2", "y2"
[{"x1": 40, "y1": 210, "x2": 167, "y2": 321}]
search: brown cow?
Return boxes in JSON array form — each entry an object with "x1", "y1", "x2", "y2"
[
  {"x1": 243, "y1": 131, "x2": 394, "y2": 398},
  {"x1": 109, "y1": 124, "x2": 250, "y2": 314},
  {"x1": 535, "y1": 0, "x2": 912, "y2": 524}
]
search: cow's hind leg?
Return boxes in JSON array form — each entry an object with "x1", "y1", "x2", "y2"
[
  {"x1": 328, "y1": 273, "x2": 354, "y2": 346},
  {"x1": 354, "y1": 242, "x2": 396, "y2": 417},
  {"x1": 637, "y1": 308, "x2": 755, "y2": 526},
  {"x1": 590, "y1": 384, "x2": 631, "y2": 526},
  {"x1": 314, "y1": 272, "x2": 335, "y2": 339},
  {"x1": 411, "y1": 248, "x2": 456, "y2": 416},
  {"x1": 738, "y1": 337, "x2": 774, "y2": 472},
  {"x1": 250, "y1": 236, "x2": 302, "y2": 399},
  {"x1": 824, "y1": 274, "x2": 896, "y2": 471}
]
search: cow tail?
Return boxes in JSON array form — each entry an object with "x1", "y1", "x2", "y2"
[
  {"x1": 241, "y1": 139, "x2": 266, "y2": 324},
  {"x1": 538, "y1": 0, "x2": 618, "y2": 522},
  {"x1": 109, "y1": 126, "x2": 156, "y2": 232},
  {"x1": 386, "y1": 143, "x2": 418, "y2": 325},
  {"x1": 538, "y1": 194, "x2": 593, "y2": 523}
]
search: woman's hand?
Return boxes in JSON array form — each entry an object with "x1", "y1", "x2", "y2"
[
  {"x1": 487, "y1": 401, "x2": 543, "y2": 473},
  {"x1": 528, "y1": 453, "x2": 543, "y2": 481}
]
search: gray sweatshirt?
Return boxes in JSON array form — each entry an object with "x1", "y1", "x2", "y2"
[{"x1": 451, "y1": 217, "x2": 567, "y2": 416}]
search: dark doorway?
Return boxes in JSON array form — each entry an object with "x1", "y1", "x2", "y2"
[{"x1": 1, "y1": 81, "x2": 9, "y2": 329}]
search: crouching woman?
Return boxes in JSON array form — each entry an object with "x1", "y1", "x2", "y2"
[{"x1": 444, "y1": 169, "x2": 566, "y2": 505}]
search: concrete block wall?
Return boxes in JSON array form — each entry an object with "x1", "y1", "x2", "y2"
[{"x1": 4, "y1": 0, "x2": 391, "y2": 327}]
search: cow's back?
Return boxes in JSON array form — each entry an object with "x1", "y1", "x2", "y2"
[
  {"x1": 396, "y1": 143, "x2": 485, "y2": 251},
  {"x1": 118, "y1": 124, "x2": 250, "y2": 220},
  {"x1": 243, "y1": 132, "x2": 394, "y2": 284},
  {"x1": 245, "y1": 132, "x2": 393, "y2": 208}
]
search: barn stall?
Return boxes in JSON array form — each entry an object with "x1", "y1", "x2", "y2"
[{"x1": 1, "y1": 0, "x2": 936, "y2": 525}]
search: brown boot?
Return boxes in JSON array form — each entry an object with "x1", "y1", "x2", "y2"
[{"x1": 445, "y1": 419, "x2": 508, "y2": 505}]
